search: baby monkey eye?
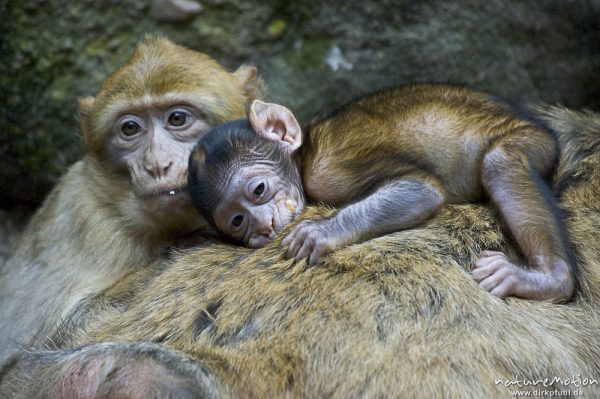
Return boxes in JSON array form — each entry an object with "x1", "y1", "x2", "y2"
[
  {"x1": 168, "y1": 111, "x2": 188, "y2": 127},
  {"x1": 121, "y1": 121, "x2": 141, "y2": 136},
  {"x1": 253, "y1": 183, "x2": 265, "y2": 196},
  {"x1": 231, "y1": 215, "x2": 244, "y2": 228}
]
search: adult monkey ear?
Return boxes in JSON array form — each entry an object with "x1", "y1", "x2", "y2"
[
  {"x1": 248, "y1": 100, "x2": 302, "y2": 153},
  {"x1": 78, "y1": 96, "x2": 95, "y2": 148},
  {"x1": 233, "y1": 64, "x2": 268, "y2": 101}
]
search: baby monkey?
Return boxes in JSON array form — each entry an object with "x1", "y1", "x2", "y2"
[{"x1": 189, "y1": 84, "x2": 574, "y2": 301}]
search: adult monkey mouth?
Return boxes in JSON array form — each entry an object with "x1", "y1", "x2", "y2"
[{"x1": 140, "y1": 185, "x2": 189, "y2": 199}]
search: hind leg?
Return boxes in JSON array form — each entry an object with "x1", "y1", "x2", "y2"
[{"x1": 472, "y1": 128, "x2": 574, "y2": 301}]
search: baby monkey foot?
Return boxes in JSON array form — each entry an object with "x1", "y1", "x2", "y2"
[
  {"x1": 472, "y1": 251, "x2": 524, "y2": 298},
  {"x1": 472, "y1": 250, "x2": 573, "y2": 301},
  {"x1": 281, "y1": 219, "x2": 341, "y2": 265}
]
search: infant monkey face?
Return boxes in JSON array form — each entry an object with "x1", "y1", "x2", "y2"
[{"x1": 213, "y1": 165, "x2": 304, "y2": 248}]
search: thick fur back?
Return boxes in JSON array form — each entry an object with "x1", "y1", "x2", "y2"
[{"x1": 9, "y1": 105, "x2": 600, "y2": 398}]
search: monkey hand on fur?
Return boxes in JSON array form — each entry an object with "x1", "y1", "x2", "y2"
[{"x1": 188, "y1": 84, "x2": 574, "y2": 302}]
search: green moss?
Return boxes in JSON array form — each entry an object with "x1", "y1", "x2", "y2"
[
  {"x1": 267, "y1": 19, "x2": 287, "y2": 39},
  {"x1": 287, "y1": 37, "x2": 333, "y2": 70}
]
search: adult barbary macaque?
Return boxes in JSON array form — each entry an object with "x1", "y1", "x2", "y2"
[
  {"x1": 0, "y1": 36, "x2": 265, "y2": 364},
  {"x1": 189, "y1": 84, "x2": 574, "y2": 302}
]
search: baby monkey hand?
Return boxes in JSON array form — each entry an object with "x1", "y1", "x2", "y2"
[{"x1": 281, "y1": 219, "x2": 344, "y2": 265}]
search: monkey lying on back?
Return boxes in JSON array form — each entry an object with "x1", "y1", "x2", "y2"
[{"x1": 188, "y1": 84, "x2": 574, "y2": 302}]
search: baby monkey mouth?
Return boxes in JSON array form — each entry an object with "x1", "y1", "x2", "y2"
[
  {"x1": 272, "y1": 198, "x2": 301, "y2": 234},
  {"x1": 284, "y1": 199, "x2": 299, "y2": 216}
]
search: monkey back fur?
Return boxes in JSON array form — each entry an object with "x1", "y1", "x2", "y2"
[{"x1": 8, "y1": 105, "x2": 600, "y2": 397}]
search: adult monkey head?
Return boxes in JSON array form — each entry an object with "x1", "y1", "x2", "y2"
[{"x1": 79, "y1": 36, "x2": 265, "y2": 235}]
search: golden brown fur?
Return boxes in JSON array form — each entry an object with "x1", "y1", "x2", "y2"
[
  {"x1": 81, "y1": 37, "x2": 265, "y2": 151},
  {"x1": 0, "y1": 36, "x2": 265, "y2": 367},
  {"x1": 3, "y1": 104, "x2": 598, "y2": 397},
  {"x1": 303, "y1": 85, "x2": 552, "y2": 204}
]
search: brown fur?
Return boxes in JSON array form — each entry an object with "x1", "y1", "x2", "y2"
[
  {"x1": 3, "y1": 104, "x2": 599, "y2": 397},
  {"x1": 303, "y1": 85, "x2": 551, "y2": 204},
  {"x1": 0, "y1": 36, "x2": 265, "y2": 367}
]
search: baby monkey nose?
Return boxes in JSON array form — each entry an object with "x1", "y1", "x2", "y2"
[
  {"x1": 258, "y1": 225, "x2": 275, "y2": 238},
  {"x1": 256, "y1": 217, "x2": 276, "y2": 238}
]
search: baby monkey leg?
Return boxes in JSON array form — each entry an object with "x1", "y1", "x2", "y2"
[
  {"x1": 283, "y1": 176, "x2": 445, "y2": 265},
  {"x1": 473, "y1": 130, "x2": 574, "y2": 301}
]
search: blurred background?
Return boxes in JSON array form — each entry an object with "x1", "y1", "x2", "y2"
[{"x1": 0, "y1": 0, "x2": 599, "y2": 256}]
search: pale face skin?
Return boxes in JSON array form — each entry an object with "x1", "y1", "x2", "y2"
[
  {"x1": 213, "y1": 165, "x2": 305, "y2": 248},
  {"x1": 109, "y1": 101, "x2": 212, "y2": 221}
]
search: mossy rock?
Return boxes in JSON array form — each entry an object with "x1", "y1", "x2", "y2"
[{"x1": 1, "y1": 0, "x2": 599, "y2": 207}]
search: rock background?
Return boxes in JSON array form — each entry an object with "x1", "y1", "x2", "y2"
[{"x1": 1, "y1": 0, "x2": 599, "y2": 213}]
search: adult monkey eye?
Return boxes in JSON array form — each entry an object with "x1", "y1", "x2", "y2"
[
  {"x1": 232, "y1": 215, "x2": 244, "y2": 228},
  {"x1": 168, "y1": 111, "x2": 188, "y2": 127},
  {"x1": 121, "y1": 121, "x2": 141, "y2": 136},
  {"x1": 253, "y1": 182, "x2": 265, "y2": 196}
]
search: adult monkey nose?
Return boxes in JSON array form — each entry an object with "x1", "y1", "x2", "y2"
[{"x1": 143, "y1": 149, "x2": 174, "y2": 179}]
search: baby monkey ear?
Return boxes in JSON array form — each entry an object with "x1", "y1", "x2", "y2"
[{"x1": 248, "y1": 100, "x2": 302, "y2": 153}]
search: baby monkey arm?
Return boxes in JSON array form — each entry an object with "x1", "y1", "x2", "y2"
[{"x1": 282, "y1": 176, "x2": 445, "y2": 265}]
